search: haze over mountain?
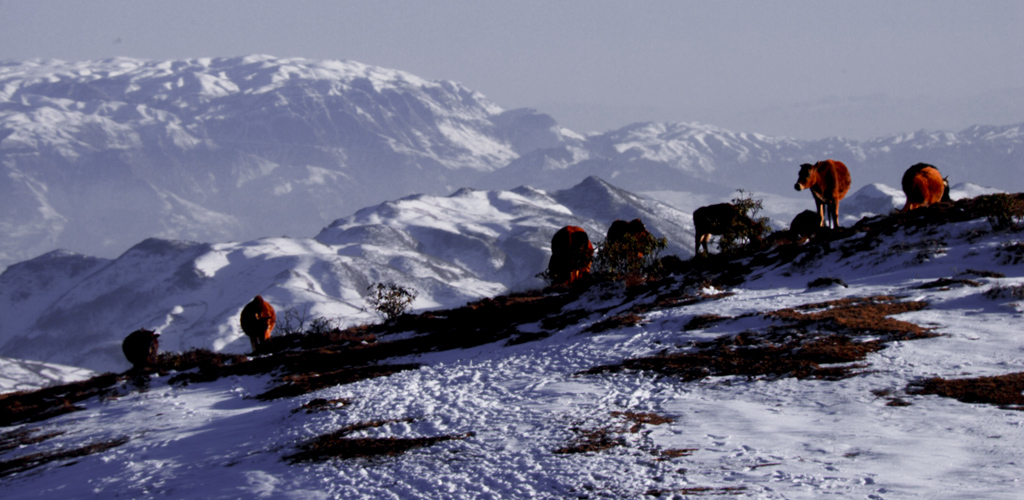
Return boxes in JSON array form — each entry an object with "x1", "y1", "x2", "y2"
[{"x1": 1, "y1": 56, "x2": 1021, "y2": 270}]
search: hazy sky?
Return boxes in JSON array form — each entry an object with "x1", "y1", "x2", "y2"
[{"x1": 1, "y1": 1, "x2": 1021, "y2": 139}]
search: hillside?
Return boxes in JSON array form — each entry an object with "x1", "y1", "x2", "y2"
[
  {"x1": 1, "y1": 193, "x2": 1022, "y2": 499},
  {"x1": 0, "y1": 177, "x2": 692, "y2": 374}
]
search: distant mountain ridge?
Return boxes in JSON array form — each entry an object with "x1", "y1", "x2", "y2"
[
  {"x1": 1, "y1": 55, "x2": 1021, "y2": 269},
  {"x1": 0, "y1": 177, "x2": 692, "y2": 373}
]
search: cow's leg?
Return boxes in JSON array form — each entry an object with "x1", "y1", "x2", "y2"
[
  {"x1": 829, "y1": 202, "x2": 840, "y2": 229},
  {"x1": 696, "y1": 233, "x2": 710, "y2": 255}
]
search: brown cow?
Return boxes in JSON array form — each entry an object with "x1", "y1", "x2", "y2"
[
  {"x1": 794, "y1": 159, "x2": 851, "y2": 229},
  {"x1": 901, "y1": 163, "x2": 950, "y2": 211},
  {"x1": 122, "y1": 328, "x2": 159, "y2": 370},
  {"x1": 548, "y1": 225, "x2": 593, "y2": 285},
  {"x1": 240, "y1": 295, "x2": 276, "y2": 354},
  {"x1": 606, "y1": 219, "x2": 650, "y2": 244},
  {"x1": 693, "y1": 203, "x2": 760, "y2": 255},
  {"x1": 606, "y1": 218, "x2": 653, "y2": 255}
]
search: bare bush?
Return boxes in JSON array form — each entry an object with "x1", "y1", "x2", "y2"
[
  {"x1": 366, "y1": 282, "x2": 417, "y2": 322},
  {"x1": 976, "y1": 193, "x2": 1024, "y2": 231}
]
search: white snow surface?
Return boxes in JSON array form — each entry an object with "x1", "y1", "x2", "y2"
[
  {"x1": 1, "y1": 210, "x2": 1023, "y2": 499},
  {"x1": 0, "y1": 356, "x2": 95, "y2": 393}
]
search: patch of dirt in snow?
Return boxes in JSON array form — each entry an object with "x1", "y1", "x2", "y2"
[
  {"x1": 908, "y1": 372, "x2": 1024, "y2": 411},
  {"x1": 583, "y1": 296, "x2": 936, "y2": 382}
]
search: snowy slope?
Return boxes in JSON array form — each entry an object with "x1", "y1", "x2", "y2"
[
  {"x1": 0, "y1": 177, "x2": 692, "y2": 375},
  {"x1": 1, "y1": 198, "x2": 1022, "y2": 499},
  {"x1": 0, "y1": 357, "x2": 95, "y2": 393}
]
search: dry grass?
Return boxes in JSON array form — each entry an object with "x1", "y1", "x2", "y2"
[
  {"x1": 0, "y1": 373, "x2": 123, "y2": 427},
  {"x1": 807, "y1": 276, "x2": 848, "y2": 288},
  {"x1": 586, "y1": 313, "x2": 646, "y2": 333},
  {"x1": 962, "y1": 269, "x2": 1005, "y2": 278},
  {"x1": 908, "y1": 372, "x2": 1024, "y2": 411},
  {"x1": 646, "y1": 486, "x2": 748, "y2": 496},
  {"x1": 915, "y1": 277, "x2": 983, "y2": 289},
  {"x1": 995, "y1": 241, "x2": 1019, "y2": 266},
  {"x1": 655, "y1": 448, "x2": 698, "y2": 460},
  {"x1": 293, "y1": 398, "x2": 353, "y2": 414},
  {"x1": 610, "y1": 411, "x2": 675, "y2": 433},
  {"x1": 256, "y1": 364, "x2": 422, "y2": 401},
  {"x1": 983, "y1": 284, "x2": 1024, "y2": 300},
  {"x1": 683, "y1": 314, "x2": 731, "y2": 331},
  {"x1": 285, "y1": 419, "x2": 472, "y2": 462},
  {"x1": 553, "y1": 427, "x2": 624, "y2": 455},
  {"x1": 767, "y1": 296, "x2": 932, "y2": 340},
  {"x1": 0, "y1": 428, "x2": 65, "y2": 455},
  {"x1": 554, "y1": 411, "x2": 675, "y2": 455},
  {"x1": 0, "y1": 436, "x2": 129, "y2": 478},
  {"x1": 584, "y1": 296, "x2": 934, "y2": 382}
]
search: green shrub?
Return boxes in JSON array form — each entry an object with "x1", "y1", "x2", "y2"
[
  {"x1": 593, "y1": 232, "x2": 668, "y2": 284},
  {"x1": 718, "y1": 190, "x2": 773, "y2": 254}
]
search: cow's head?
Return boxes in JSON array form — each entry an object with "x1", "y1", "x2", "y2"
[{"x1": 795, "y1": 163, "x2": 816, "y2": 191}]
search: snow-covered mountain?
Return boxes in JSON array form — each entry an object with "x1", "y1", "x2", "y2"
[
  {"x1": 0, "y1": 356, "x2": 95, "y2": 394},
  {"x1": 2, "y1": 56, "x2": 1021, "y2": 270},
  {"x1": 0, "y1": 177, "x2": 692, "y2": 374},
  {"x1": 0, "y1": 55, "x2": 578, "y2": 269},
  {"x1": 2, "y1": 195, "x2": 1023, "y2": 499}
]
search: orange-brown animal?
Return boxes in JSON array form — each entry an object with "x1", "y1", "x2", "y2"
[
  {"x1": 693, "y1": 203, "x2": 760, "y2": 255},
  {"x1": 548, "y1": 225, "x2": 593, "y2": 285},
  {"x1": 240, "y1": 295, "x2": 276, "y2": 354},
  {"x1": 122, "y1": 328, "x2": 159, "y2": 370},
  {"x1": 901, "y1": 163, "x2": 950, "y2": 211},
  {"x1": 794, "y1": 159, "x2": 851, "y2": 229}
]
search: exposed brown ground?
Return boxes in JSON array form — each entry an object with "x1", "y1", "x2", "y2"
[
  {"x1": 285, "y1": 418, "x2": 472, "y2": 462},
  {"x1": 583, "y1": 296, "x2": 935, "y2": 381},
  {"x1": 909, "y1": 373, "x2": 1024, "y2": 411}
]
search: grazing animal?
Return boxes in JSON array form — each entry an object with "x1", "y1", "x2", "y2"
[
  {"x1": 789, "y1": 210, "x2": 823, "y2": 238},
  {"x1": 548, "y1": 225, "x2": 594, "y2": 285},
  {"x1": 240, "y1": 295, "x2": 276, "y2": 354},
  {"x1": 605, "y1": 218, "x2": 653, "y2": 255},
  {"x1": 693, "y1": 203, "x2": 760, "y2": 255},
  {"x1": 606, "y1": 218, "x2": 651, "y2": 244},
  {"x1": 122, "y1": 329, "x2": 159, "y2": 370},
  {"x1": 901, "y1": 163, "x2": 950, "y2": 211},
  {"x1": 794, "y1": 159, "x2": 851, "y2": 229}
]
